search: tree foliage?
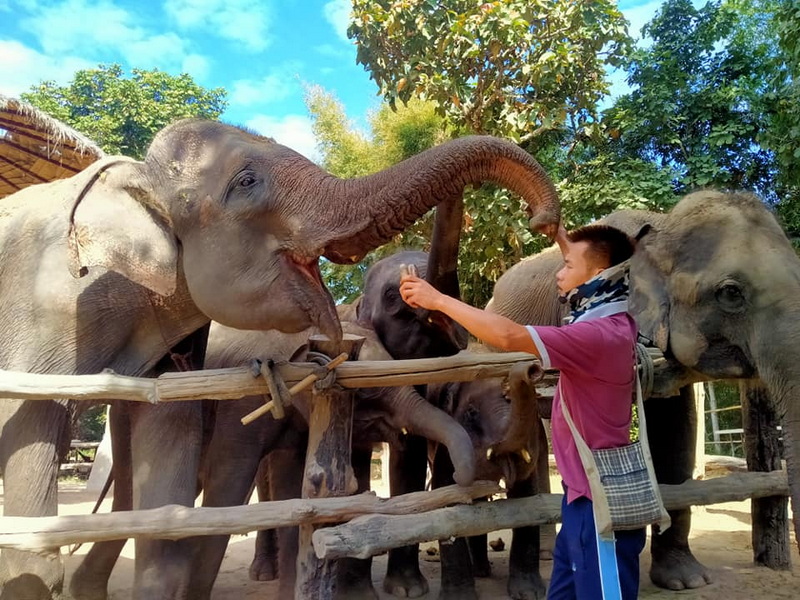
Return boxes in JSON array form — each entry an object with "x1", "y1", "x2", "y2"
[
  {"x1": 605, "y1": 0, "x2": 778, "y2": 197},
  {"x1": 22, "y1": 64, "x2": 227, "y2": 159},
  {"x1": 349, "y1": 0, "x2": 631, "y2": 142},
  {"x1": 307, "y1": 86, "x2": 449, "y2": 303}
]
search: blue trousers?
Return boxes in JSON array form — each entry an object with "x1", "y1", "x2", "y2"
[{"x1": 547, "y1": 494, "x2": 646, "y2": 600}]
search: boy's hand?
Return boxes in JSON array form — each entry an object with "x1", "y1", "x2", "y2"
[{"x1": 400, "y1": 275, "x2": 443, "y2": 310}]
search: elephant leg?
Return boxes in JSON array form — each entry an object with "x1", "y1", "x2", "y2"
[
  {"x1": 70, "y1": 403, "x2": 133, "y2": 600},
  {"x1": 432, "y1": 445, "x2": 477, "y2": 600},
  {"x1": 335, "y1": 445, "x2": 378, "y2": 600},
  {"x1": 467, "y1": 530, "x2": 490, "y2": 578},
  {"x1": 536, "y1": 429, "x2": 555, "y2": 561},
  {"x1": 383, "y1": 435, "x2": 430, "y2": 598},
  {"x1": 0, "y1": 399, "x2": 70, "y2": 600},
  {"x1": 647, "y1": 388, "x2": 712, "y2": 590},
  {"x1": 249, "y1": 456, "x2": 279, "y2": 582},
  {"x1": 506, "y1": 476, "x2": 546, "y2": 600},
  {"x1": 129, "y1": 401, "x2": 203, "y2": 600},
  {"x1": 269, "y1": 445, "x2": 306, "y2": 598},
  {"x1": 188, "y1": 401, "x2": 272, "y2": 599}
]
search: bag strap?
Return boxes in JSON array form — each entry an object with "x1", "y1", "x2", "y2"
[{"x1": 558, "y1": 368, "x2": 671, "y2": 533}]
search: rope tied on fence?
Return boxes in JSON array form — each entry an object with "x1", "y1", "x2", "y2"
[
  {"x1": 636, "y1": 342, "x2": 654, "y2": 400},
  {"x1": 240, "y1": 352, "x2": 350, "y2": 425}
]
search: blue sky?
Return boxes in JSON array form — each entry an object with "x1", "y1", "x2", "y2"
[{"x1": 0, "y1": 0, "x2": 667, "y2": 161}]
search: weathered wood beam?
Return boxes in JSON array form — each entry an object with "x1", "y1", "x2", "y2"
[
  {"x1": 0, "y1": 353, "x2": 546, "y2": 403},
  {"x1": 312, "y1": 471, "x2": 790, "y2": 560},
  {"x1": 0, "y1": 481, "x2": 501, "y2": 553}
]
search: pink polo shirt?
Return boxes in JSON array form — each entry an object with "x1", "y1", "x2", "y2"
[{"x1": 526, "y1": 302, "x2": 636, "y2": 504}]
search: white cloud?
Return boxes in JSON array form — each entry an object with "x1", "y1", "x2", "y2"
[
  {"x1": 182, "y1": 54, "x2": 211, "y2": 81},
  {"x1": 323, "y1": 0, "x2": 351, "y2": 43},
  {"x1": 246, "y1": 113, "x2": 320, "y2": 162},
  {"x1": 229, "y1": 66, "x2": 301, "y2": 108},
  {"x1": 20, "y1": 0, "x2": 141, "y2": 55},
  {"x1": 164, "y1": 0, "x2": 273, "y2": 52},
  {"x1": 12, "y1": 0, "x2": 198, "y2": 74},
  {"x1": 0, "y1": 40, "x2": 94, "y2": 97}
]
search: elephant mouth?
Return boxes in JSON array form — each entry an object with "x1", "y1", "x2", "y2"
[{"x1": 288, "y1": 253, "x2": 326, "y2": 289}]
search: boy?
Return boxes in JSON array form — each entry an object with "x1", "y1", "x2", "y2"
[{"x1": 399, "y1": 223, "x2": 644, "y2": 599}]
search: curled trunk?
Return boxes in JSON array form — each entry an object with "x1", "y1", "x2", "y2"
[
  {"x1": 283, "y1": 136, "x2": 560, "y2": 263},
  {"x1": 361, "y1": 385, "x2": 476, "y2": 487},
  {"x1": 493, "y1": 362, "x2": 543, "y2": 455}
]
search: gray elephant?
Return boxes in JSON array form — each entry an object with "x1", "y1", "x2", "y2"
[
  {"x1": 0, "y1": 118, "x2": 561, "y2": 600},
  {"x1": 486, "y1": 190, "x2": 800, "y2": 590},
  {"x1": 426, "y1": 363, "x2": 550, "y2": 600},
  {"x1": 350, "y1": 250, "x2": 552, "y2": 600},
  {"x1": 189, "y1": 319, "x2": 485, "y2": 599}
]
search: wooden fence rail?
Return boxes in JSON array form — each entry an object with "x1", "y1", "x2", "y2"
[
  {"x1": 0, "y1": 471, "x2": 785, "y2": 554},
  {"x1": 0, "y1": 347, "x2": 667, "y2": 404}
]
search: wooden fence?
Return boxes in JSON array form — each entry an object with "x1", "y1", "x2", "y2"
[{"x1": 0, "y1": 342, "x2": 792, "y2": 596}]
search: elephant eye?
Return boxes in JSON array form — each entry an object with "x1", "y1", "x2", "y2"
[
  {"x1": 715, "y1": 281, "x2": 745, "y2": 312},
  {"x1": 239, "y1": 174, "x2": 257, "y2": 188}
]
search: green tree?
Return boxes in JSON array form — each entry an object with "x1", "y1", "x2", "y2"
[
  {"x1": 22, "y1": 64, "x2": 227, "y2": 159},
  {"x1": 605, "y1": 0, "x2": 778, "y2": 198},
  {"x1": 307, "y1": 86, "x2": 449, "y2": 303},
  {"x1": 762, "y1": 0, "x2": 800, "y2": 240},
  {"x1": 349, "y1": 0, "x2": 632, "y2": 143}
]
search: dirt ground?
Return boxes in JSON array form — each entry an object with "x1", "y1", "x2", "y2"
[{"x1": 3, "y1": 467, "x2": 797, "y2": 599}]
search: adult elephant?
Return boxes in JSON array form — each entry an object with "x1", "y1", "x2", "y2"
[
  {"x1": 486, "y1": 190, "x2": 800, "y2": 590},
  {"x1": 0, "y1": 118, "x2": 560, "y2": 600}
]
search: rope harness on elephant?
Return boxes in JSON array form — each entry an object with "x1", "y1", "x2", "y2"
[{"x1": 636, "y1": 342, "x2": 655, "y2": 401}]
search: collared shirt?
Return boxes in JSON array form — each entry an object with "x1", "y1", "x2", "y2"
[{"x1": 526, "y1": 301, "x2": 636, "y2": 503}]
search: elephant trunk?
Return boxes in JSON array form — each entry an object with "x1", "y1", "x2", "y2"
[
  {"x1": 282, "y1": 136, "x2": 560, "y2": 264},
  {"x1": 493, "y1": 362, "x2": 543, "y2": 456},
  {"x1": 755, "y1": 332, "x2": 800, "y2": 554},
  {"x1": 379, "y1": 385, "x2": 476, "y2": 486}
]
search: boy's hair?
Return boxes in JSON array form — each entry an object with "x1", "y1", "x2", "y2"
[{"x1": 567, "y1": 224, "x2": 634, "y2": 268}]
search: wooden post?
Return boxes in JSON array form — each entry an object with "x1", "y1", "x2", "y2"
[
  {"x1": 295, "y1": 334, "x2": 365, "y2": 599},
  {"x1": 740, "y1": 380, "x2": 791, "y2": 570}
]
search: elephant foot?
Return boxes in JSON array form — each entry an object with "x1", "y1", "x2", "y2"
[
  {"x1": 439, "y1": 583, "x2": 478, "y2": 600},
  {"x1": 69, "y1": 576, "x2": 108, "y2": 600},
  {"x1": 508, "y1": 573, "x2": 547, "y2": 600},
  {"x1": 335, "y1": 580, "x2": 379, "y2": 600},
  {"x1": 382, "y1": 565, "x2": 429, "y2": 598},
  {"x1": 472, "y1": 558, "x2": 491, "y2": 578},
  {"x1": 248, "y1": 552, "x2": 278, "y2": 582},
  {"x1": 650, "y1": 546, "x2": 713, "y2": 590}
]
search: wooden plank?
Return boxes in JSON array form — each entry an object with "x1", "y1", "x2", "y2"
[
  {"x1": 0, "y1": 481, "x2": 501, "y2": 552},
  {"x1": 312, "y1": 471, "x2": 790, "y2": 560}
]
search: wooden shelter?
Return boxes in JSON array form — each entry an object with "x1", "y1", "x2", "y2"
[{"x1": 0, "y1": 94, "x2": 103, "y2": 199}]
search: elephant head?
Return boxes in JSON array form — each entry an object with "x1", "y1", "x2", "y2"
[
  {"x1": 623, "y1": 191, "x2": 800, "y2": 548},
  {"x1": 66, "y1": 120, "x2": 559, "y2": 341},
  {"x1": 428, "y1": 360, "x2": 545, "y2": 486},
  {"x1": 357, "y1": 251, "x2": 469, "y2": 359}
]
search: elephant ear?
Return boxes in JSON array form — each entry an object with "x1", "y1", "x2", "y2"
[
  {"x1": 629, "y1": 224, "x2": 671, "y2": 352},
  {"x1": 67, "y1": 156, "x2": 178, "y2": 296}
]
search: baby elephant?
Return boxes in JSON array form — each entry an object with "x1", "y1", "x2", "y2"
[{"x1": 425, "y1": 361, "x2": 550, "y2": 600}]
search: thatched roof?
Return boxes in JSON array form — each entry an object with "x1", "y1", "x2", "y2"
[{"x1": 0, "y1": 94, "x2": 104, "y2": 199}]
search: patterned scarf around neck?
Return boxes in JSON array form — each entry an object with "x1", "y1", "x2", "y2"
[{"x1": 561, "y1": 260, "x2": 630, "y2": 324}]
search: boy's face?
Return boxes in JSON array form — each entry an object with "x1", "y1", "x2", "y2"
[{"x1": 556, "y1": 241, "x2": 607, "y2": 296}]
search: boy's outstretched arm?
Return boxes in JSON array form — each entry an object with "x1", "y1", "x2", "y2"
[{"x1": 399, "y1": 275, "x2": 540, "y2": 356}]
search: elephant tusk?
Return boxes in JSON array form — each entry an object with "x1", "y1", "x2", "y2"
[
  {"x1": 519, "y1": 448, "x2": 532, "y2": 463},
  {"x1": 401, "y1": 427, "x2": 408, "y2": 435},
  {"x1": 486, "y1": 447, "x2": 494, "y2": 461}
]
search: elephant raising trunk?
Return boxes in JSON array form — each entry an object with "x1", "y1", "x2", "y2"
[{"x1": 269, "y1": 134, "x2": 560, "y2": 264}]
